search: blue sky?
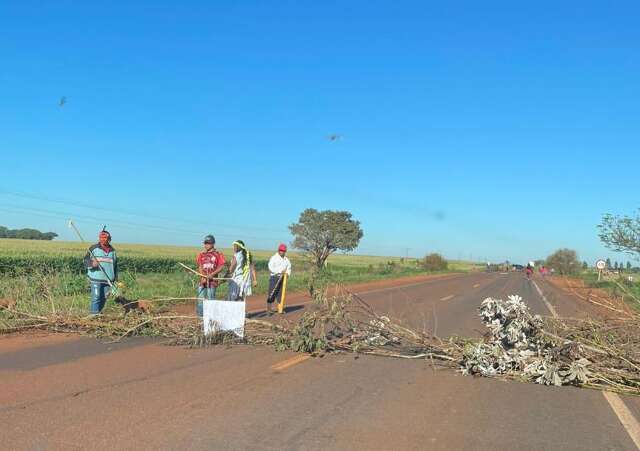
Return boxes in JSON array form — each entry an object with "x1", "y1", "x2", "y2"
[{"x1": 1, "y1": 1, "x2": 638, "y2": 264}]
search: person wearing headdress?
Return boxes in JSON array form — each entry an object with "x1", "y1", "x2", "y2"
[
  {"x1": 226, "y1": 240, "x2": 257, "y2": 301},
  {"x1": 83, "y1": 229, "x2": 118, "y2": 314}
]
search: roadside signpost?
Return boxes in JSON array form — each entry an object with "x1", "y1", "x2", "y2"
[{"x1": 596, "y1": 259, "x2": 606, "y2": 281}]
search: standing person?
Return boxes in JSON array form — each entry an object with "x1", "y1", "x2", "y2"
[
  {"x1": 525, "y1": 262, "x2": 534, "y2": 280},
  {"x1": 195, "y1": 235, "x2": 226, "y2": 316},
  {"x1": 227, "y1": 240, "x2": 257, "y2": 301},
  {"x1": 83, "y1": 230, "x2": 118, "y2": 314},
  {"x1": 266, "y1": 244, "x2": 292, "y2": 313}
]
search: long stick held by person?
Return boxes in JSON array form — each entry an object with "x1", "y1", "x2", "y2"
[{"x1": 83, "y1": 230, "x2": 118, "y2": 314}]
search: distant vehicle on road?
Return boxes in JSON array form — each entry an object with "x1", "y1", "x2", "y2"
[{"x1": 512, "y1": 264, "x2": 524, "y2": 271}]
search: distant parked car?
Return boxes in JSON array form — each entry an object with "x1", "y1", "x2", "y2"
[{"x1": 512, "y1": 264, "x2": 524, "y2": 271}]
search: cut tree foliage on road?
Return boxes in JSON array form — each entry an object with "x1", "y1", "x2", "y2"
[{"x1": 2, "y1": 278, "x2": 639, "y2": 396}]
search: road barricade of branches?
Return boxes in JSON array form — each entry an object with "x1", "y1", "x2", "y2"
[
  {"x1": 1, "y1": 287, "x2": 639, "y2": 395},
  {"x1": 461, "y1": 295, "x2": 640, "y2": 395}
]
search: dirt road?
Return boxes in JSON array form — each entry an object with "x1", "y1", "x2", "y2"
[{"x1": 2, "y1": 272, "x2": 639, "y2": 450}]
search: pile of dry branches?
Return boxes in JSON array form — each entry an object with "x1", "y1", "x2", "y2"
[
  {"x1": 544, "y1": 316, "x2": 640, "y2": 395},
  {"x1": 2, "y1": 289, "x2": 640, "y2": 395},
  {"x1": 251, "y1": 290, "x2": 460, "y2": 364}
]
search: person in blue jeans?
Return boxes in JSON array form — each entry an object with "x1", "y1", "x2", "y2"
[
  {"x1": 90, "y1": 282, "x2": 111, "y2": 314},
  {"x1": 195, "y1": 235, "x2": 226, "y2": 316},
  {"x1": 83, "y1": 230, "x2": 118, "y2": 314}
]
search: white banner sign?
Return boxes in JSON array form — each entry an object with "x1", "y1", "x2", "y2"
[{"x1": 203, "y1": 300, "x2": 246, "y2": 338}]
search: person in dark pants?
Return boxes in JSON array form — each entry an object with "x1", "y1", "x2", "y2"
[
  {"x1": 83, "y1": 230, "x2": 118, "y2": 314},
  {"x1": 266, "y1": 244, "x2": 291, "y2": 313}
]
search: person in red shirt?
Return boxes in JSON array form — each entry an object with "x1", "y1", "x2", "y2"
[
  {"x1": 525, "y1": 263, "x2": 534, "y2": 280},
  {"x1": 195, "y1": 235, "x2": 226, "y2": 316}
]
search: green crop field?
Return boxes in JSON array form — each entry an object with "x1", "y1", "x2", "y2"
[
  {"x1": 0, "y1": 239, "x2": 480, "y2": 270},
  {"x1": 0, "y1": 239, "x2": 410, "y2": 264},
  {"x1": 0, "y1": 238, "x2": 481, "y2": 318}
]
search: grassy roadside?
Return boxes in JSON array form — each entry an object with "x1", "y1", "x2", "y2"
[
  {"x1": 0, "y1": 263, "x2": 455, "y2": 319},
  {"x1": 573, "y1": 270, "x2": 640, "y2": 310}
]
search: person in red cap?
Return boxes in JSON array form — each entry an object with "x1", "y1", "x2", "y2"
[
  {"x1": 266, "y1": 243, "x2": 291, "y2": 313},
  {"x1": 83, "y1": 229, "x2": 118, "y2": 314}
]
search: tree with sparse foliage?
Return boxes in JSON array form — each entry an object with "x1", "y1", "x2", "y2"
[
  {"x1": 599, "y1": 211, "x2": 640, "y2": 261},
  {"x1": 422, "y1": 253, "x2": 448, "y2": 271},
  {"x1": 606, "y1": 258, "x2": 612, "y2": 269},
  {"x1": 614, "y1": 262, "x2": 620, "y2": 270},
  {"x1": 289, "y1": 208, "x2": 364, "y2": 270},
  {"x1": 582, "y1": 261, "x2": 588, "y2": 270},
  {"x1": 627, "y1": 262, "x2": 632, "y2": 271},
  {"x1": 546, "y1": 248, "x2": 581, "y2": 275}
]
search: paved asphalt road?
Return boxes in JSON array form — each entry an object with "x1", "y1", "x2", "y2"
[{"x1": 2, "y1": 272, "x2": 639, "y2": 450}]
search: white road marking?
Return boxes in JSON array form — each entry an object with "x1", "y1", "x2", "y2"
[
  {"x1": 356, "y1": 274, "x2": 462, "y2": 296},
  {"x1": 533, "y1": 280, "x2": 640, "y2": 450},
  {"x1": 473, "y1": 283, "x2": 480, "y2": 288},
  {"x1": 531, "y1": 280, "x2": 558, "y2": 318},
  {"x1": 603, "y1": 392, "x2": 640, "y2": 450},
  {"x1": 440, "y1": 295, "x2": 455, "y2": 301}
]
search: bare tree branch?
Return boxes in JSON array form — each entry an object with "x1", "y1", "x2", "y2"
[{"x1": 598, "y1": 211, "x2": 640, "y2": 260}]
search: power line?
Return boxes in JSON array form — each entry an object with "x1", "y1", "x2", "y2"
[
  {"x1": 0, "y1": 188, "x2": 288, "y2": 236},
  {"x1": 0, "y1": 204, "x2": 285, "y2": 243}
]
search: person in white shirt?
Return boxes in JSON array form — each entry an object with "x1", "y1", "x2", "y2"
[{"x1": 266, "y1": 243, "x2": 292, "y2": 313}]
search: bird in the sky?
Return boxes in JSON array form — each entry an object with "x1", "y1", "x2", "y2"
[
  {"x1": 327, "y1": 134, "x2": 343, "y2": 141},
  {"x1": 59, "y1": 96, "x2": 66, "y2": 107}
]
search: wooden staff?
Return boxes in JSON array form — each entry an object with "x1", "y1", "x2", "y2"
[
  {"x1": 277, "y1": 273, "x2": 289, "y2": 314},
  {"x1": 177, "y1": 262, "x2": 232, "y2": 280}
]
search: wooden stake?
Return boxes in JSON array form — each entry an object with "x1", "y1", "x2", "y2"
[{"x1": 277, "y1": 273, "x2": 288, "y2": 314}]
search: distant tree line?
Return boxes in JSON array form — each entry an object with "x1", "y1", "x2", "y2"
[
  {"x1": 0, "y1": 226, "x2": 58, "y2": 240},
  {"x1": 544, "y1": 250, "x2": 639, "y2": 275}
]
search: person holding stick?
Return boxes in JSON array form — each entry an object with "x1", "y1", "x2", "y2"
[
  {"x1": 83, "y1": 230, "x2": 118, "y2": 314},
  {"x1": 266, "y1": 244, "x2": 291, "y2": 313},
  {"x1": 226, "y1": 240, "x2": 257, "y2": 301},
  {"x1": 195, "y1": 235, "x2": 226, "y2": 316}
]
